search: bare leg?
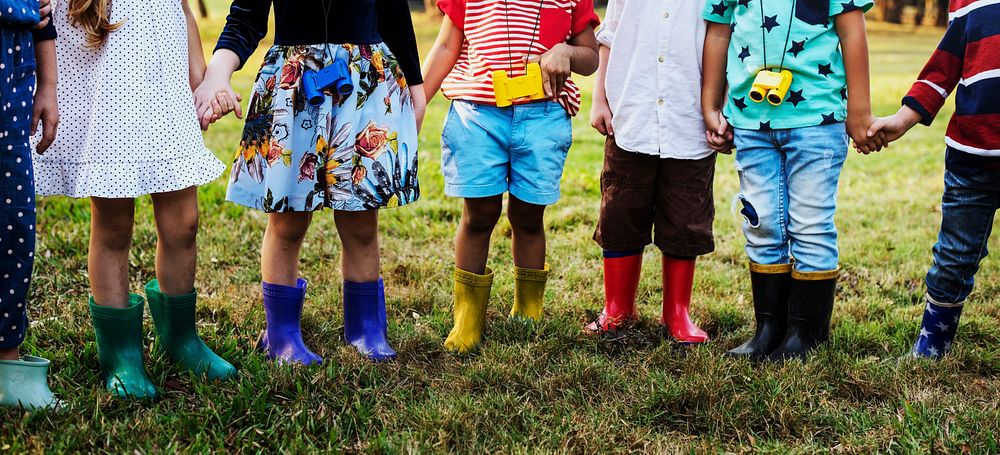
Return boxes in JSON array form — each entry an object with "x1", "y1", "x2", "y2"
[
  {"x1": 507, "y1": 196, "x2": 547, "y2": 270},
  {"x1": 455, "y1": 196, "x2": 503, "y2": 274},
  {"x1": 333, "y1": 210, "x2": 380, "y2": 283},
  {"x1": 88, "y1": 197, "x2": 136, "y2": 308},
  {"x1": 261, "y1": 212, "x2": 313, "y2": 286},
  {"x1": 0, "y1": 348, "x2": 17, "y2": 360},
  {"x1": 150, "y1": 187, "x2": 199, "y2": 295}
]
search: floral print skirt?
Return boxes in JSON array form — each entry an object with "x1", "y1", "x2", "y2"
[{"x1": 226, "y1": 43, "x2": 420, "y2": 212}]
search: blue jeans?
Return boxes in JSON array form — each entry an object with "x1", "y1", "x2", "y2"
[
  {"x1": 925, "y1": 168, "x2": 1000, "y2": 304},
  {"x1": 733, "y1": 124, "x2": 849, "y2": 272}
]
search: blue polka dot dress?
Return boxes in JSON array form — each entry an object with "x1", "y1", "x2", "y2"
[
  {"x1": 0, "y1": 1, "x2": 45, "y2": 350},
  {"x1": 31, "y1": 0, "x2": 224, "y2": 198}
]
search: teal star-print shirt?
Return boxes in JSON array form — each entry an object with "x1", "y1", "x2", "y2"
[{"x1": 702, "y1": 0, "x2": 874, "y2": 130}]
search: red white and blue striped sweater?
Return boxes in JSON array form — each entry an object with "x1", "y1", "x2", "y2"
[{"x1": 903, "y1": 0, "x2": 1000, "y2": 170}]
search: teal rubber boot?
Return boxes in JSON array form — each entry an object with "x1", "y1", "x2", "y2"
[
  {"x1": 0, "y1": 356, "x2": 58, "y2": 409},
  {"x1": 89, "y1": 295, "x2": 158, "y2": 399},
  {"x1": 145, "y1": 280, "x2": 236, "y2": 381}
]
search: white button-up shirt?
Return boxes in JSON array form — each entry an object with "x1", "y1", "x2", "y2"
[{"x1": 596, "y1": 0, "x2": 712, "y2": 159}]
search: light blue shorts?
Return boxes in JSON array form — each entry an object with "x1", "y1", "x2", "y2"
[{"x1": 440, "y1": 100, "x2": 572, "y2": 206}]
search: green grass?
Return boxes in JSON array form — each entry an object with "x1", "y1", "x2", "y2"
[{"x1": 4, "y1": 5, "x2": 1000, "y2": 453}]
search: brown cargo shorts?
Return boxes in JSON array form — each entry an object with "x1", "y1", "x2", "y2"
[{"x1": 593, "y1": 137, "x2": 717, "y2": 257}]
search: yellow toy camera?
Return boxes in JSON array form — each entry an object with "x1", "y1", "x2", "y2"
[
  {"x1": 492, "y1": 62, "x2": 547, "y2": 107},
  {"x1": 749, "y1": 69, "x2": 793, "y2": 106}
]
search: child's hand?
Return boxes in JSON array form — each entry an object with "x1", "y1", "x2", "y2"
[
  {"x1": 533, "y1": 43, "x2": 573, "y2": 99},
  {"x1": 33, "y1": 0, "x2": 52, "y2": 29},
  {"x1": 867, "y1": 105, "x2": 922, "y2": 146},
  {"x1": 847, "y1": 112, "x2": 886, "y2": 154},
  {"x1": 590, "y1": 94, "x2": 614, "y2": 136},
  {"x1": 409, "y1": 84, "x2": 427, "y2": 133},
  {"x1": 704, "y1": 109, "x2": 734, "y2": 154},
  {"x1": 193, "y1": 72, "x2": 242, "y2": 131},
  {"x1": 31, "y1": 81, "x2": 59, "y2": 154}
]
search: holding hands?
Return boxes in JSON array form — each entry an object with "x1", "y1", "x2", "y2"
[
  {"x1": 704, "y1": 109, "x2": 734, "y2": 154},
  {"x1": 862, "y1": 105, "x2": 923, "y2": 153},
  {"x1": 847, "y1": 111, "x2": 887, "y2": 154},
  {"x1": 192, "y1": 50, "x2": 243, "y2": 131},
  {"x1": 193, "y1": 73, "x2": 243, "y2": 131}
]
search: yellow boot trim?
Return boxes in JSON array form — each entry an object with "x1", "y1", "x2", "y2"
[
  {"x1": 791, "y1": 268, "x2": 840, "y2": 281},
  {"x1": 510, "y1": 263, "x2": 550, "y2": 322},
  {"x1": 748, "y1": 262, "x2": 793, "y2": 274},
  {"x1": 444, "y1": 267, "x2": 494, "y2": 354}
]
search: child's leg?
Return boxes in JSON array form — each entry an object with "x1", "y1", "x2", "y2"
[
  {"x1": 333, "y1": 210, "x2": 380, "y2": 283},
  {"x1": 147, "y1": 187, "x2": 235, "y2": 380},
  {"x1": 150, "y1": 187, "x2": 199, "y2": 294},
  {"x1": 446, "y1": 196, "x2": 502, "y2": 352},
  {"x1": 782, "y1": 125, "x2": 848, "y2": 273},
  {"x1": 261, "y1": 212, "x2": 313, "y2": 286},
  {"x1": 728, "y1": 129, "x2": 793, "y2": 358},
  {"x1": 88, "y1": 197, "x2": 136, "y2": 308},
  {"x1": 455, "y1": 196, "x2": 503, "y2": 274},
  {"x1": 508, "y1": 196, "x2": 546, "y2": 269},
  {"x1": 733, "y1": 133, "x2": 790, "y2": 267},
  {"x1": 914, "y1": 169, "x2": 1000, "y2": 358},
  {"x1": 588, "y1": 137, "x2": 659, "y2": 332},
  {"x1": 258, "y1": 211, "x2": 320, "y2": 365},
  {"x1": 0, "y1": 109, "x2": 36, "y2": 360},
  {"x1": 87, "y1": 198, "x2": 157, "y2": 398},
  {"x1": 504, "y1": 102, "x2": 571, "y2": 322},
  {"x1": 334, "y1": 210, "x2": 396, "y2": 361},
  {"x1": 655, "y1": 154, "x2": 717, "y2": 343},
  {"x1": 508, "y1": 196, "x2": 550, "y2": 320},
  {"x1": 770, "y1": 124, "x2": 848, "y2": 361}
]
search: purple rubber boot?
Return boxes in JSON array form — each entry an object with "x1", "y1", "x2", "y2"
[
  {"x1": 343, "y1": 279, "x2": 397, "y2": 362},
  {"x1": 259, "y1": 279, "x2": 323, "y2": 366}
]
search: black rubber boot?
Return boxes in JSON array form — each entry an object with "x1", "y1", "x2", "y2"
[
  {"x1": 767, "y1": 270, "x2": 838, "y2": 362},
  {"x1": 725, "y1": 263, "x2": 792, "y2": 361}
]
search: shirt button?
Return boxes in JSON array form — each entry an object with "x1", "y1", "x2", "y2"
[
  {"x1": 663, "y1": 11, "x2": 670, "y2": 19},
  {"x1": 657, "y1": 99, "x2": 664, "y2": 106},
  {"x1": 658, "y1": 56, "x2": 665, "y2": 63}
]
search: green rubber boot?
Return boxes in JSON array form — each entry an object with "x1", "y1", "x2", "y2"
[
  {"x1": 145, "y1": 280, "x2": 236, "y2": 381},
  {"x1": 89, "y1": 295, "x2": 158, "y2": 399},
  {"x1": 0, "y1": 356, "x2": 58, "y2": 410}
]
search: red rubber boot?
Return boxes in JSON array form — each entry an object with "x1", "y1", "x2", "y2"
[
  {"x1": 584, "y1": 253, "x2": 642, "y2": 333},
  {"x1": 661, "y1": 256, "x2": 709, "y2": 344}
]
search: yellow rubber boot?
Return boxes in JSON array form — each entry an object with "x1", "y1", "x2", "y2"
[
  {"x1": 444, "y1": 267, "x2": 494, "y2": 353},
  {"x1": 509, "y1": 263, "x2": 550, "y2": 322}
]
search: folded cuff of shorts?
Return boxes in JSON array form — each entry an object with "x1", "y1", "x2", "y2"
[
  {"x1": 593, "y1": 234, "x2": 652, "y2": 253},
  {"x1": 509, "y1": 185, "x2": 561, "y2": 206},
  {"x1": 444, "y1": 182, "x2": 508, "y2": 200},
  {"x1": 655, "y1": 241, "x2": 715, "y2": 258}
]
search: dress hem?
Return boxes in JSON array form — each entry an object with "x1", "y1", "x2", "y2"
[{"x1": 33, "y1": 147, "x2": 225, "y2": 199}]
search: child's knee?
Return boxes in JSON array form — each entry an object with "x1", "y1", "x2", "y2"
[
  {"x1": 267, "y1": 216, "x2": 311, "y2": 245},
  {"x1": 339, "y1": 224, "x2": 379, "y2": 248},
  {"x1": 159, "y1": 209, "x2": 199, "y2": 246},
  {"x1": 462, "y1": 203, "x2": 502, "y2": 234},
  {"x1": 507, "y1": 210, "x2": 544, "y2": 235}
]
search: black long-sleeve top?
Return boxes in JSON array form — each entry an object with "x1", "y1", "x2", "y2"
[{"x1": 215, "y1": 0, "x2": 422, "y2": 84}]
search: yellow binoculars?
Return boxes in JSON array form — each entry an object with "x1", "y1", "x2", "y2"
[
  {"x1": 492, "y1": 62, "x2": 547, "y2": 107},
  {"x1": 748, "y1": 69, "x2": 793, "y2": 106}
]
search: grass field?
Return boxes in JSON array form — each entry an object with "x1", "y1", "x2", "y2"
[{"x1": 3, "y1": 4, "x2": 999, "y2": 453}]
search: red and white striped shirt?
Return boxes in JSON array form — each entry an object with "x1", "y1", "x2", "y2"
[{"x1": 437, "y1": 0, "x2": 600, "y2": 116}]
